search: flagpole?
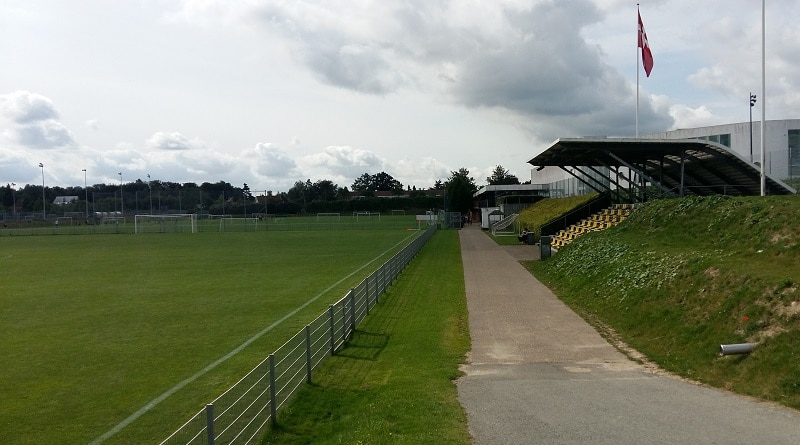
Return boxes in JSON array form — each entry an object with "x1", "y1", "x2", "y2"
[
  {"x1": 636, "y1": 4, "x2": 640, "y2": 138},
  {"x1": 760, "y1": 0, "x2": 766, "y2": 196}
]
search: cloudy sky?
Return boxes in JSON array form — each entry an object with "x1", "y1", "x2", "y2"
[{"x1": 2, "y1": 0, "x2": 799, "y2": 193}]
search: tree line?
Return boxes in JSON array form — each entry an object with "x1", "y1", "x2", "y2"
[{"x1": 1, "y1": 165, "x2": 521, "y2": 217}]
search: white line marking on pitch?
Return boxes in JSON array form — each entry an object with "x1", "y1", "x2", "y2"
[{"x1": 90, "y1": 232, "x2": 418, "y2": 445}]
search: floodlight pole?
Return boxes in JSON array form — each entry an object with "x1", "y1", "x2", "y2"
[
  {"x1": 749, "y1": 93, "x2": 757, "y2": 163},
  {"x1": 39, "y1": 163, "x2": 46, "y2": 220},
  {"x1": 147, "y1": 174, "x2": 153, "y2": 214},
  {"x1": 82, "y1": 169, "x2": 88, "y2": 219},
  {"x1": 118, "y1": 172, "x2": 124, "y2": 215},
  {"x1": 11, "y1": 183, "x2": 16, "y2": 216},
  {"x1": 760, "y1": 0, "x2": 766, "y2": 196}
]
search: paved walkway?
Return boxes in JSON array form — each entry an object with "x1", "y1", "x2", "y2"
[{"x1": 456, "y1": 224, "x2": 800, "y2": 444}]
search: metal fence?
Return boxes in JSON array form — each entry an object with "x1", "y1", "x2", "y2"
[{"x1": 159, "y1": 224, "x2": 437, "y2": 445}]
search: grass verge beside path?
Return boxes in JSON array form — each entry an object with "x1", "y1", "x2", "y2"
[{"x1": 261, "y1": 230, "x2": 471, "y2": 444}]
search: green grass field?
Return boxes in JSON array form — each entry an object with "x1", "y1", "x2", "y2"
[
  {"x1": 0, "y1": 214, "x2": 422, "y2": 236},
  {"x1": 261, "y1": 230, "x2": 471, "y2": 444},
  {"x1": 0, "y1": 223, "x2": 422, "y2": 444}
]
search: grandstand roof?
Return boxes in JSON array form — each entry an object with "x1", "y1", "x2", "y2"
[{"x1": 527, "y1": 138, "x2": 796, "y2": 197}]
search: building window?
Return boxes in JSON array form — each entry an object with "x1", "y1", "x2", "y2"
[
  {"x1": 719, "y1": 133, "x2": 731, "y2": 147},
  {"x1": 789, "y1": 130, "x2": 800, "y2": 178}
]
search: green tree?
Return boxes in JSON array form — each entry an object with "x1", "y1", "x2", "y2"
[
  {"x1": 351, "y1": 172, "x2": 403, "y2": 193},
  {"x1": 486, "y1": 165, "x2": 520, "y2": 185},
  {"x1": 444, "y1": 168, "x2": 478, "y2": 214},
  {"x1": 312, "y1": 180, "x2": 338, "y2": 201},
  {"x1": 372, "y1": 172, "x2": 403, "y2": 192},
  {"x1": 286, "y1": 180, "x2": 310, "y2": 204},
  {"x1": 351, "y1": 173, "x2": 373, "y2": 192}
]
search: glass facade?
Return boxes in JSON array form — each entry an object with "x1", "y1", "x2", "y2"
[
  {"x1": 789, "y1": 129, "x2": 800, "y2": 178},
  {"x1": 546, "y1": 168, "x2": 610, "y2": 198},
  {"x1": 694, "y1": 133, "x2": 731, "y2": 148}
]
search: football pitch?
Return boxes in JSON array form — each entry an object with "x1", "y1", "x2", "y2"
[{"x1": 0, "y1": 223, "x2": 423, "y2": 444}]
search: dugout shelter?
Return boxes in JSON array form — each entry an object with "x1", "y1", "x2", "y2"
[{"x1": 528, "y1": 138, "x2": 796, "y2": 201}]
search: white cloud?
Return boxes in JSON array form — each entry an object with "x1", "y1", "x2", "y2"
[
  {"x1": 394, "y1": 157, "x2": 450, "y2": 189},
  {"x1": 3, "y1": 1, "x2": 800, "y2": 192},
  {"x1": 0, "y1": 90, "x2": 59, "y2": 123},
  {"x1": 248, "y1": 143, "x2": 301, "y2": 178},
  {"x1": 146, "y1": 131, "x2": 195, "y2": 151},
  {"x1": 300, "y1": 145, "x2": 384, "y2": 179},
  {"x1": 669, "y1": 105, "x2": 725, "y2": 130},
  {"x1": 0, "y1": 90, "x2": 77, "y2": 149}
]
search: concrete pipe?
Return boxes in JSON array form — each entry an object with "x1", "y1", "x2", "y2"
[{"x1": 719, "y1": 343, "x2": 756, "y2": 356}]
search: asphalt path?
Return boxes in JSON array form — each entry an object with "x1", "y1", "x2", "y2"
[{"x1": 456, "y1": 224, "x2": 800, "y2": 444}]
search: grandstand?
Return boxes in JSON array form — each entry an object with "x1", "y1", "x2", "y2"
[{"x1": 550, "y1": 204, "x2": 635, "y2": 249}]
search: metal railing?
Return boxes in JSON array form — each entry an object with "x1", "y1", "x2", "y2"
[
  {"x1": 160, "y1": 224, "x2": 437, "y2": 445},
  {"x1": 539, "y1": 194, "x2": 612, "y2": 237}
]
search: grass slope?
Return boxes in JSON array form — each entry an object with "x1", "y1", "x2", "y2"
[
  {"x1": 526, "y1": 195, "x2": 800, "y2": 409},
  {"x1": 0, "y1": 229, "x2": 414, "y2": 444},
  {"x1": 518, "y1": 193, "x2": 599, "y2": 239},
  {"x1": 261, "y1": 230, "x2": 471, "y2": 444}
]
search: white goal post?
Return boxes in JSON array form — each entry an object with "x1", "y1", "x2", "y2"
[
  {"x1": 352, "y1": 211, "x2": 381, "y2": 222},
  {"x1": 135, "y1": 214, "x2": 197, "y2": 234},
  {"x1": 218, "y1": 217, "x2": 259, "y2": 232}
]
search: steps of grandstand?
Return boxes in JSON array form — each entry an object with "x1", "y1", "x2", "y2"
[{"x1": 551, "y1": 204, "x2": 636, "y2": 249}]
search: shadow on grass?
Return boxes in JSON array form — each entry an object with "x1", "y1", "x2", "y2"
[{"x1": 335, "y1": 330, "x2": 390, "y2": 361}]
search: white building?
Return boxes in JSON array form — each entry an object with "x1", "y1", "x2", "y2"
[
  {"x1": 644, "y1": 119, "x2": 800, "y2": 181},
  {"x1": 527, "y1": 119, "x2": 800, "y2": 196}
]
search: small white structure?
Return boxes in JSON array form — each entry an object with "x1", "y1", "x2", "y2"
[{"x1": 480, "y1": 207, "x2": 502, "y2": 230}]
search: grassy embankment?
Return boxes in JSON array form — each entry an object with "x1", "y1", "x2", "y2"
[
  {"x1": 261, "y1": 230, "x2": 471, "y2": 444},
  {"x1": 526, "y1": 195, "x2": 800, "y2": 409},
  {"x1": 490, "y1": 192, "x2": 599, "y2": 246}
]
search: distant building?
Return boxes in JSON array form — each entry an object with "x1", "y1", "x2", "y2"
[
  {"x1": 53, "y1": 196, "x2": 79, "y2": 205},
  {"x1": 644, "y1": 119, "x2": 800, "y2": 180}
]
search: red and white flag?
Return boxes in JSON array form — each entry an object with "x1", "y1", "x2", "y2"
[{"x1": 638, "y1": 11, "x2": 654, "y2": 77}]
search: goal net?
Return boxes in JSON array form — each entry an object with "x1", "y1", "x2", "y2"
[
  {"x1": 316, "y1": 212, "x2": 341, "y2": 222},
  {"x1": 135, "y1": 214, "x2": 197, "y2": 234},
  {"x1": 55, "y1": 217, "x2": 73, "y2": 226},
  {"x1": 218, "y1": 217, "x2": 259, "y2": 232},
  {"x1": 352, "y1": 211, "x2": 380, "y2": 222}
]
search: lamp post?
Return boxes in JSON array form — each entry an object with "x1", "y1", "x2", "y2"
[
  {"x1": 39, "y1": 163, "x2": 46, "y2": 220},
  {"x1": 749, "y1": 93, "x2": 757, "y2": 163},
  {"x1": 147, "y1": 174, "x2": 153, "y2": 214},
  {"x1": 118, "y1": 172, "x2": 124, "y2": 216},
  {"x1": 82, "y1": 169, "x2": 88, "y2": 220}
]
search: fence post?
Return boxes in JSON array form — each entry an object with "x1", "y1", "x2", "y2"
[
  {"x1": 381, "y1": 263, "x2": 388, "y2": 292},
  {"x1": 305, "y1": 325, "x2": 312, "y2": 383},
  {"x1": 328, "y1": 305, "x2": 335, "y2": 355},
  {"x1": 349, "y1": 288, "x2": 356, "y2": 333},
  {"x1": 268, "y1": 354, "x2": 277, "y2": 425},
  {"x1": 374, "y1": 272, "x2": 379, "y2": 304},
  {"x1": 205, "y1": 404, "x2": 215, "y2": 445},
  {"x1": 365, "y1": 279, "x2": 371, "y2": 315},
  {"x1": 341, "y1": 304, "x2": 347, "y2": 341}
]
